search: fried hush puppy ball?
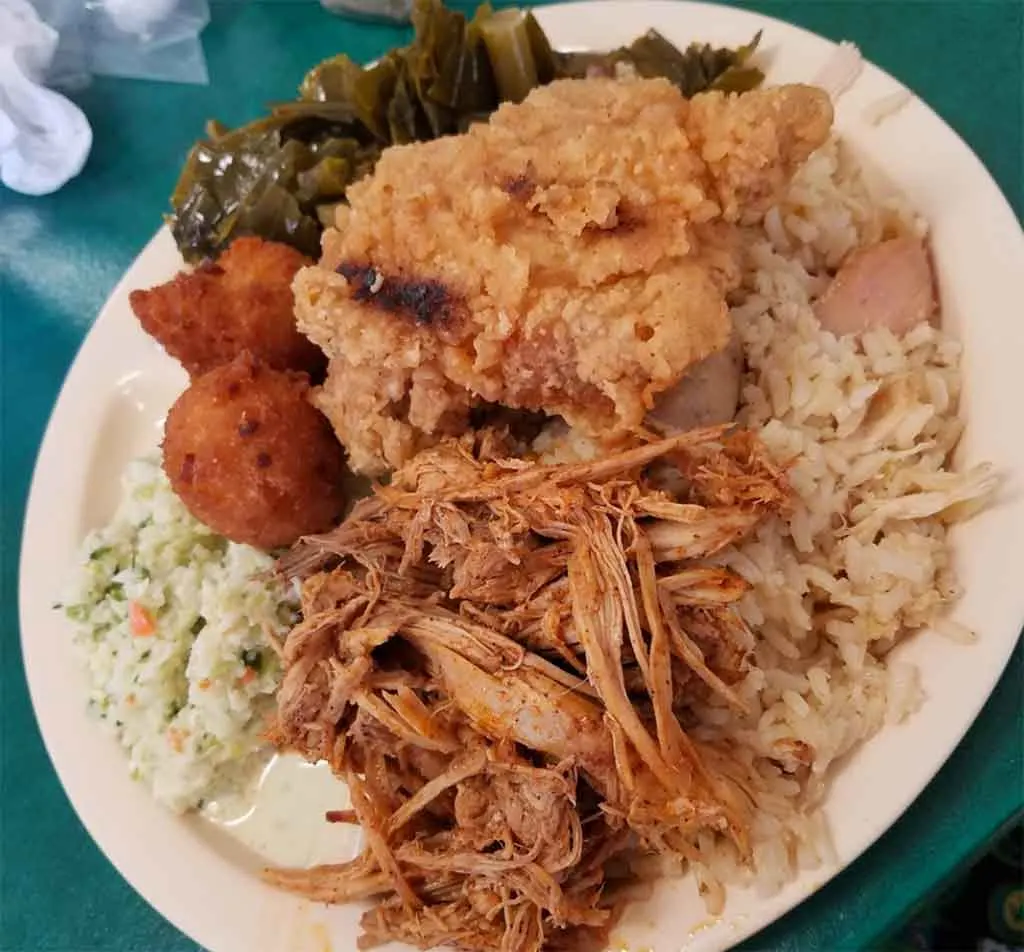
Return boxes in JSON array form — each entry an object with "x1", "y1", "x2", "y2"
[
  {"x1": 130, "y1": 237, "x2": 326, "y2": 379},
  {"x1": 163, "y1": 355, "x2": 348, "y2": 549}
]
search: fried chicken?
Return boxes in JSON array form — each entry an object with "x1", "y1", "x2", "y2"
[
  {"x1": 295, "y1": 77, "x2": 832, "y2": 476},
  {"x1": 131, "y1": 237, "x2": 325, "y2": 379}
]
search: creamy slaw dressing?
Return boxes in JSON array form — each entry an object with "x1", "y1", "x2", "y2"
[{"x1": 202, "y1": 754, "x2": 363, "y2": 867}]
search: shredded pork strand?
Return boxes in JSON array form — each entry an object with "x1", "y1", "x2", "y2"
[{"x1": 266, "y1": 428, "x2": 788, "y2": 951}]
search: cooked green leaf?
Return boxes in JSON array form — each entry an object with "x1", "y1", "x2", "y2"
[
  {"x1": 477, "y1": 8, "x2": 542, "y2": 103},
  {"x1": 241, "y1": 648, "x2": 264, "y2": 672},
  {"x1": 168, "y1": 0, "x2": 764, "y2": 262},
  {"x1": 556, "y1": 28, "x2": 763, "y2": 98}
]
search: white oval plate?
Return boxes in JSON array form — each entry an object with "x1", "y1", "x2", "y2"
[{"x1": 20, "y1": 3, "x2": 1024, "y2": 951}]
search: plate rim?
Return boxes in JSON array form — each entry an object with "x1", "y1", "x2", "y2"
[{"x1": 18, "y1": 3, "x2": 1024, "y2": 951}]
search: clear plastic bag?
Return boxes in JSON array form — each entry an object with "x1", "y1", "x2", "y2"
[
  {"x1": 25, "y1": 0, "x2": 91, "y2": 89},
  {"x1": 29, "y1": 0, "x2": 212, "y2": 86},
  {"x1": 87, "y1": 0, "x2": 211, "y2": 84},
  {"x1": 318, "y1": 0, "x2": 411, "y2": 25}
]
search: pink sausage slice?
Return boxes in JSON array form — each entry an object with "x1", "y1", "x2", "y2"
[{"x1": 815, "y1": 236, "x2": 936, "y2": 337}]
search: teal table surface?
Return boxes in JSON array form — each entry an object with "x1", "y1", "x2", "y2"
[{"x1": 1, "y1": 1, "x2": 1021, "y2": 950}]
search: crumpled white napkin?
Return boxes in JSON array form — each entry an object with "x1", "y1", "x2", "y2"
[{"x1": 0, "y1": 0, "x2": 92, "y2": 196}]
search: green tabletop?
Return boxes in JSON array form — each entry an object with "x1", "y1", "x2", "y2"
[{"x1": 1, "y1": 1, "x2": 1021, "y2": 950}]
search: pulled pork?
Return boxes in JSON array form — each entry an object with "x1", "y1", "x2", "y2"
[{"x1": 265, "y1": 426, "x2": 788, "y2": 950}]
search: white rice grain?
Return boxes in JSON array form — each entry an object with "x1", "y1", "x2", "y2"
[{"x1": 538, "y1": 134, "x2": 989, "y2": 899}]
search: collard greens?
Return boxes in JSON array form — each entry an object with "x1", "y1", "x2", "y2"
[{"x1": 168, "y1": 0, "x2": 763, "y2": 262}]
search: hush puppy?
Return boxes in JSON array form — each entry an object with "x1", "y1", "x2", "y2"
[
  {"x1": 163, "y1": 354, "x2": 348, "y2": 548},
  {"x1": 130, "y1": 237, "x2": 325, "y2": 379}
]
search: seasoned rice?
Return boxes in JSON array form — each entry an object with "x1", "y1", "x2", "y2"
[
  {"x1": 691, "y1": 137, "x2": 994, "y2": 894},
  {"x1": 539, "y1": 136, "x2": 994, "y2": 898}
]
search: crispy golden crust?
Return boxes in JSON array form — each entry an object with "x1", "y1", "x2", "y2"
[
  {"x1": 162, "y1": 354, "x2": 348, "y2": 548},
  {"x1": 685, "y1": 83, "x2": 836, "y2": 222},
  {"x1": 295, "y1": 78, "x2": 832, "y2": 476},
  {"x1": 130, "y1": 237, "x2": 325, "y2": 379}
]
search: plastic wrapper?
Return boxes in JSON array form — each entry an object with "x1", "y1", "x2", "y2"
[
  {"x1": 318, "y1": 0, "x2": 412, "y2": 24},
  {"x1": 24, "y1": 0, "x2": 90, "y2": 89},
  {"x1": 30, "y1": 0, "x2": 212, "y2": 86}
]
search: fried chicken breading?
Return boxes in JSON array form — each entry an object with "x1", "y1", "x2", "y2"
[
  {"x1": 295, "y1": 78, "x2": 832, "y2": 476},
  {"x1": 130, "y1": 237, "x2": 325, "y2": 379}
]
